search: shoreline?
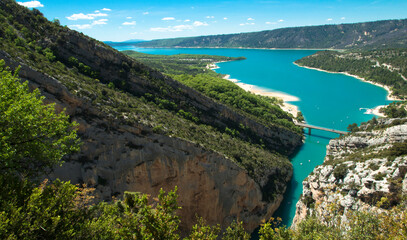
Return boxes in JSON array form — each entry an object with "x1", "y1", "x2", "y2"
[
  {"x1": 136, "y1": 46, "x2": 339, "y2": 51},
  {"x1": 219, "y1": 72, "x2": 301, "y2": 117},
  {"x1": 294, "y1": 63, "x2": 400, "y2": 101},
  {"x1": 294, "y1": 63, "x2": 402, "y2": 117},
  {"x1": 207, "y1": 61, "x2": 301, "y2": 117}
]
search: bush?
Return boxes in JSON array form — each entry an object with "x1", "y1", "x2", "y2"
[{"x1": 333, "y1": 164, "x2": 348, "y2": 181}]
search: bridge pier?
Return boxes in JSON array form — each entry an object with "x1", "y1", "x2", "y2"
[{"x1": 308, "y1": 128, "x2": 311, "y2": 135}]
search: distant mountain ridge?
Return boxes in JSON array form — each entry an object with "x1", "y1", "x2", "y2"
[
  {"x1": 104, "y1": 39, "x2": 146, "y2": 46},
  {"x1": 135, "y1": 19, "x2": 407, "y2": 49}
]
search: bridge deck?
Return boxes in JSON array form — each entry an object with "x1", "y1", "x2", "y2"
[{"x1": 295, "y1": 122, "x2": 348, "y2": 135}]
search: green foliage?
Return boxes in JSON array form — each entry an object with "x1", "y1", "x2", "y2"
[
  {"x1": 333, "y1": 164, "x2": 348, "y2": 181},
  {"x1": 42, "y1": 48, "x2": 56, "y2": 62},
  {"x1": 0, "y1": 60, "x2": 80, "y2": 177},
  {"x1": 296, "y1": 111, "x2": 305, "y2": 122},
  {"x1": 124, "y1": 50, "x2": 301, "y2": 134},
  {"x1": 380, "y1": 101, "x2": 407, "y2": 118},
  {"x1": 134, "y1": 19, "x2": 407, "y2": 49},
  {"x1": 172, "y1": 73, "x2": 299, "y2": 133},
  {"x1": 187, "y1": 217, "x2": 220, "y2": 240},
  {"x1": 0, "y1": 176, "x2": 182, "y2": 240},
  {"x1": 259, "y1": 218, "x2": 293, "y2": 240},
  {"x1": 107, "y1": 81, "x2": 115, "y2": 89},
  {"x1": 177, "y1": 109, "x2": 199, "y2": 122},
  {"x1": 123, "y1": 51, "x2": 246, "y2": 76},
  {"x1": 296, "y1": 49, "x2": 407, "y2": 99},
  {"x1": 222, "y1": 221, "x2": 250, "y2": 240},
  {"x1": 374, "y1": 172, "x2": 386, "y2": 181},
  {"x1": 294, "y1": 216, "x2": 336, "y2": 240},
  {"x1": 347, "y1": 123, "x2": 359, "y2": 132}
]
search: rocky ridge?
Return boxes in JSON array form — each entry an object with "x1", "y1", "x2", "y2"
[
  {"x1": 0, "y1": 50, "x2": 287, "y2": 232},
  {"x1": 0, "y1": 0, "x2": 302, "y2": 232},
  {"x1": 293, "y1": 118, "x2": 407, "y2": 227}
]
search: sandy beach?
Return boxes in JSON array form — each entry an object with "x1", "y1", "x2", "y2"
[
  {"x1": 221, "y1": 74, "x2": 301, "y2": 117},
  {"x1": 366, "y1": 105, "x2": 386, "y2": 117}
]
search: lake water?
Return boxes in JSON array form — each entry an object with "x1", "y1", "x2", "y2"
[{"x1": 114, "y1": 46, "x2": 393, "y2": 226}]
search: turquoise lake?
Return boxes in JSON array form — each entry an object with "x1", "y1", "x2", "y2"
[{"x1": 114, "y1": 46, "x2": 393, "y2": 226}]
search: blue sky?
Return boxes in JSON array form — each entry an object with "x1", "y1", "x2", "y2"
[{"x1": 17, "y1": 0, "x2": 407, "y2": 42}]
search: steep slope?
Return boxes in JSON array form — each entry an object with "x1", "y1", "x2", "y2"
[
  {"x1": 135, "y1": 19, "x2": 407, "y2": 50},
  {"x1": 293, "y1": 118, "x2": 407, "y2": 227},
  {"x1": 0, "y1": 0, "x2": 302, "y2": 232}
]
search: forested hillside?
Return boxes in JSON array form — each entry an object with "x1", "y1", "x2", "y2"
[
  {"x1": 135, "y1": 19, "x2": 407, "y2": 49},
  {"x1": 123, "y1": 51, "x2": 302, "y2": 132},
  {"x1": 295, "y1": 49, "x2": 407, "y2": 99},
  {"x1": 0, "y1": 0, "x2": 303, "y2": 234}
]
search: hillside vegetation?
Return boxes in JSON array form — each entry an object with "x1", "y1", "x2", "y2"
[
  {"x1": 295, "y1": 49, "x2": 407, "y2": 99},
  {"x1": 135, "y1": 19, "x2": 407, "y2": 50},
  {"x1": 123, "y1": 51, "x2": 302, "y2": 133},
  {"x1": 0, "y1": 0, "x2": 306, "y2": 232},
  {"x1": 0, "y1": 0, "x2": 304, "y2": 185}
]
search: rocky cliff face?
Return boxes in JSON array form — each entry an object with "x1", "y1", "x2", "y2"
[
  {"x1": 293, "y1": 118, "x2": 407, "y2": 227},
  {"x1": 41, "y1": 30, "x2": 302, "y2": 155},
  {"x1": 0, "y1": 51, "x2": 288, "y2": 232},
  {"x1": 0, "y1": 0, "x2": 303, "y2": 232}
]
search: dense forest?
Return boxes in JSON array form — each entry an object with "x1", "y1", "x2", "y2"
[{"x1": 133, "y1": 19, "x2": 407, "y2": 50}]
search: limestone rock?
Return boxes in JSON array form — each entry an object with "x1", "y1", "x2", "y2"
[{"x1": 293, "y1": 118, "x2": 407, "y2": 227}]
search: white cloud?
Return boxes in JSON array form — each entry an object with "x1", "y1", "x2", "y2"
[
  {"x1": 143, "y1": 12, "x2": 149, "y2": 15},
  {"x1": 101, "y1": 8, "x2": 111, "y2": 11},
  {"x1": 126, "y1": 17, "x2": 132, "y2": 19},
  {"x1": 150, "y1": 21, "x2": 208, "y2": 32},
  {"x1": 67, "y1": 12, "x2": 108, "y2": 20},
  {"x1": 95, "y1": 10, "x2": 100, "y2": 13},
  {"x1": 206, "y1": 16, "x2": 215, "y2": 19},
  {"x1": 150, "y1": 25, "x2": 193, "y2": 32},
  {"x1": 247, "y1": 17, "x2": 255, "y2": 21},
  {"x1": 265, "y1": 22, "x2": 273, "y2": 25},
  {"x1": 240, "y1": 22, "x2": 255, "y2": 26},
  {"x1": 67, "y1": 13, "x2": 93, "y2": 20},
  {"x1": 70, "y1": 19, "x2": 108, "y2": 29},
  {"x1": 162, "y1": 17, "x2": 175, "y2": 21},
  {"x1": 278, "y1": 19, "x2": 284, "y2": 22},
  {"x1": 70, "y1": 24, "x2": 92, "y2": 29},
  {"x1": 122, "y1": 21, "x2": 137, "y2": 26},
  {"x1": 184, "y1": 19, "x2": 191, "y2": 22},
  {"x1": 223, "y1": 17, "x2": 228, "y2": 20},
  {"x1": 193, "y1": 21, "x2": 208, "y2": 26},
  {"x1": 93, "y1": 19, "x2": 108, "y2": 25},
  {"x1": 89, "y1": 13, "x2": 108, "y2": 18},
  {"x1": 327, "y1": 18, "x2": 333, "y2": 21},
  {"x1": 17, "y1": 1, "x2": 43, "y2": 8},
  {"x1": 130, "y1": 32, "x2": 139, "y2": 35},
  {"x1": 341, "y1": 17, "x2": 346, "y2": 20}
]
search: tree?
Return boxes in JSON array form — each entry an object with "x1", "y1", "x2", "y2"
[
  {"x1": 347, "y1": 123, "x2": 359, "y2": 133},
  {"x1": 0, "y1": 60, "x2": 80, "y2": 177}
]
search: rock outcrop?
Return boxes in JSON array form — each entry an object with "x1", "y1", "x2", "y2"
[
  {"x1": 0, "y1": 51, "x2": 289, "y2": 232},
  {"x1": 0, "y1": 0, "x2": 303, "y2": 232},
  {"x1": 293, "y1": 118, "x2": 407, "y2": 227}
]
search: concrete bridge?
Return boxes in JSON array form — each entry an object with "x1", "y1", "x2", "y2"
[{"x1": 295, "y1": 122, "x2": 348, "y2": 136}]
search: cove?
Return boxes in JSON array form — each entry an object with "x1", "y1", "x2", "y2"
[{"x1": 114, "y1": 46, "x2": 393, "y2": 226}]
